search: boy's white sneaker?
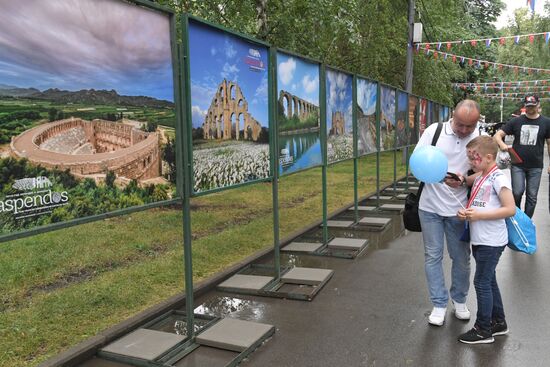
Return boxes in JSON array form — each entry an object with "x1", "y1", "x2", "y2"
[
  {"x1": 428, "y1": 307, "x2": 446, "y2": 326},
  {"x1": 452, "y1": 300, "x2": 471, "y2": 320}
]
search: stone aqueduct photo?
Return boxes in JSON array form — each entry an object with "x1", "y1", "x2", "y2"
[
  {"x1": 276, "y1": 52, "x2": 322, "y2": 175},
  {"x1": 188, "y1": 20, "x2": 270, "y2": 193}
]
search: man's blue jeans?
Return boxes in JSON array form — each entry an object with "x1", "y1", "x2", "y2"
[
  {"x1": 419, "y1": 209, "x2": 471, "y2": 308},
  {"x1": 511, "y1": 165, "x2": 543, "y2": 218},
  {"x1": 472, "y1": 245, "x2": 506, "y2": 332}
]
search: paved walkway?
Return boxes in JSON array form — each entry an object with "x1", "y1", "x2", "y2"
[
  {"x1": 77, "y1": 164, "x2": 550, "y2": 367},
  {"x1": 208, "y1": 170, "x2": 549, "y2": 367}
]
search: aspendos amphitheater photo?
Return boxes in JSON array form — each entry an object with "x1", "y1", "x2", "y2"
[{"x1": 9, "y1": 117, "x2": 162, "y2": 183}]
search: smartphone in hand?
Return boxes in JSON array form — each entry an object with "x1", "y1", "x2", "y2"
[{"x1": 446, "y1": 172, "x2": 460, "y2": 181}]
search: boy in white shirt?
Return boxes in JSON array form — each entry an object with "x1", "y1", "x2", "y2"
[{"x1": 457, "y1": 136, "x2": 516, "y2": 344}]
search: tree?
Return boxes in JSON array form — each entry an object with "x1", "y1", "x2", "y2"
[
  {"x1": 105, "y1": 170, "x2": 116, "y2": 189},
  {"x1": 48, "y1": 108, "x2": 58, "y2": 122}
]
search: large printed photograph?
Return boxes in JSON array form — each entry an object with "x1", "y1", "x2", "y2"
[
  {"x1": 0, "y1": 0, "x2": 176, "y2": 235},
  {"x1": 396, "y1": 91, "x2": 408, "y2": 148},
  {"x1": 277, "y1": 52, "x2": 321, "y2": 175},
  {"x1": 380, "y1": 86, "x2": 396, "y2": 151},
  {"x1": 356, "y1": 78, "x2": 378, "y2": 155},
  {"x1": 326, "y1": 69, "x2": 353, "y2": 163},
  {"x1": 188, "y1": 20, "x2": 270, "y2": 193},
  {"x1": 408, "y1": 96, "x2": 419, "y2": 145},
  {"x1": 419, "y1": 98, "x2": 427, "y2": 136}
]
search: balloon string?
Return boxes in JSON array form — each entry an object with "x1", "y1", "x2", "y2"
[{"x1": 442, "y1": 183, "x2": 467, "y2": 210}]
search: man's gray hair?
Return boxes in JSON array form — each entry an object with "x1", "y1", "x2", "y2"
[{"x1": 455, "y1": 99, "x2": 480, "y2": 115}]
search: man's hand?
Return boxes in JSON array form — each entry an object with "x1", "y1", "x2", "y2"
[{"x1": 444, "y1": 173, "x2": 464, "y2": 188}]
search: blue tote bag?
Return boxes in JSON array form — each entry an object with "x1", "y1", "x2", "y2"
[{"x1": 506, "y1": 207, "x2": 537, "y2": 254}]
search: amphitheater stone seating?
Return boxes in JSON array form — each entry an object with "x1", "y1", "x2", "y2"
[{"x1": 40, "y1": 127, "x2": 88, "y2": 154}]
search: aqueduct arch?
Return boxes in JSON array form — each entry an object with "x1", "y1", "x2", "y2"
[
  {"x1": 278, "y1": 90, "x2": 318, "y2": 120},
  {"x1": 202, "y1": 79, "x2": 262, "y2": 141}
]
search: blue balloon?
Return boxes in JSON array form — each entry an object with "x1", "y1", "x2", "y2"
[{"x1": 410, "y1": 145, "x2": 448, "y2": 183}]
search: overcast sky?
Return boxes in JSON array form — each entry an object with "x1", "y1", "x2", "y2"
[
  {"x1": 494, "y1": 0, "x2": 546, "y2": 29},
  {"x1": 0, "y1": 0, "x2": 174, "y2": 101}
]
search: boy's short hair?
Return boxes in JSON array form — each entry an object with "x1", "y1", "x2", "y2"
[{"x1": 466, "y1": 135, "x2": 498, "y2": 157}]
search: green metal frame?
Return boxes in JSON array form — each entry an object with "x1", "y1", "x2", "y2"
[
  {"x1": 98, "y1": 309, "x2": 275, "y2": 367},
  {"x1": 217, "y1": 264, "x2": 334, "y2": 302}
]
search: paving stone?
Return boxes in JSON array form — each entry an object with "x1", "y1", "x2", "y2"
[
  {"x1": 281, "y1": 267, "x2": 333, "y2": 285},
  {"x1": 101, "y1": 329, "x2": 185, "y2": 360},
  {"x1": 218, "y1": 274, "x2": 274, "y2": 291},
  {"x1": 324, "y1": 220, "x2": 353, "y2": 228},
  {"x1": 282, "y1": 242, "x2": 323, "y2": 252},
  {"x1": 380, "y1": 203, "x2": 405, "y2": 211},
  {"x1": 348, "y1": 206, "x2": 376, "y2": 211},
  {"x1": 327, "y1": 237, "x2": 368, "y2": 250},
  {"x1": 369, "y1": 195, "x2": 393, "y2": 200},
  {"x1": 358, "y1": 217, "x2": 391, "y2": 226},
  {"x1": 196, "y1": 318, "x2": 274, "y2": 352}
]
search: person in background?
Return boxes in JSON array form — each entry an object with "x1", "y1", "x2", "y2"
[
  {"x1": 416, "y1": 99, "x2": 480, "y2": 327},
  {"x1": 494, "y1": 95, "x2": 550, "y2": 218}
]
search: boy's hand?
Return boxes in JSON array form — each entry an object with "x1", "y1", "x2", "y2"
[
  {"x1": 457, "y1": 209, "x2": 467, "y2": 221},
  {"x1": 464, "y1": 208, "x2": 481, "y2": 221}
]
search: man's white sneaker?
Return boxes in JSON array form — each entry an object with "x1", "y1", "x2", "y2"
[
  {"x1": 452, "y1": 300, "x2": 471, "y2": 320},
  {"x1": 428, "y1": 307, "x2": 446, "y2": 326}
]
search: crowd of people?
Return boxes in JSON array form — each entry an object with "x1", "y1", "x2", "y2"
[{"x1": 414, "y1": 95, "x2": 550, "y2": 344}]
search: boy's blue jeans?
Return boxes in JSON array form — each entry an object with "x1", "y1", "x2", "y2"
[
  {"x1": 472, "y1": 245, "x2": 506, "y2": 332},
  {"x1": 419, "y1": 209, "x2": 471, "y2": 308}
]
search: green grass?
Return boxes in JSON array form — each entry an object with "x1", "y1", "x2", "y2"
[{"x1": 0, "y1": 150, "x2": 407, "y2": 367}]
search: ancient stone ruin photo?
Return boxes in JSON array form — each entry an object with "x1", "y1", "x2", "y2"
[
  {"x1": 0, "y1": 0, "x2": 177, "y2": 234},
  {"x1": 356, "y1": 78, "x2": 378, "y2": 155},
  {"x1": 188, "y1": 20, "x2": 270, "y2": 192},
  {"x1": 277, "y1": 52, "x2": 322, "y2": 175},
  {"x1": 326, "y1": 69, "x2": 353, "y2": 163}
]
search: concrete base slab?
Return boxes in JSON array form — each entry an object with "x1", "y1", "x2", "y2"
[
  {"x1": 396, "y1": 194, "x2": 408, "y2": 200},
  {"x1": 369, "y1": 195, "x2": 393, "y2": 200},
  {"x1": 78, "y1": 357, "x2": 131, "y2": 367},
  {"x1": 174, "y1": 346, "x2": 237, "y2": 367},
  {"x1": 380, "y1": 203, "x2": 405, "y2": 211},
  {"x1": 348, "y1": 205, "x2": 376, "y2": 211},
  {"x1": 327, "y1": 237, "x2": 368, "y2": 250},
  {"x1": 281, "y1": 267, "x2": 333, "y2": 285},
  {"x1": 195, "y1": 318, "x2": 274, "y2": 352},
  {"x1": 358, "y1": 217, "x2": 391, "y2": 227},
  {"x1": 100, "y1": 329, "x2": 185, "y2": 360},
  {"x1": 282, "y1": 242, "x2": 324, "y2": 253},
  {"x1": 218, "y1": 274, "x2": 274, "y2": 291},
  {"x1": 324, "y1": 220, "x2": 353, "y2": 228}
]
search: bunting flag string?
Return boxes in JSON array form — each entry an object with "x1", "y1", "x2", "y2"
[
  {"x1": 417, "y1": 46, "x2": 550, "y2": 74},
  {"x1": 475, "y1": 90, "x2": 550, "y2": 97},
  {"x1": 453, "y1": 84, "x2": 550, "y2": 92},
  {"x1": 416, "y1": 31, "x2": 550, "y2": 49},
  {"x1": 477, "y1": 95, "x2": 550, "y2": 101},
  {"x1": 453, "y1": 79, "x2": 550, "y2": 87}
]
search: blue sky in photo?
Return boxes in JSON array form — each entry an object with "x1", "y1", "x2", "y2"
[
  {"x1": 277, "y1": 52, "x2": 319, "y2": 108},
  {"x1": 326, "y1": 69, "x2": 352, "y2": 134},
  {"x1": 356, "y1": 78, "x2": 377, "y2": 116},
  {"x1": 381, "y1": 86, "x2": 396, "y2": 125},
  {"x1": 189, "y1": 21, "x2": 268, "y2": 129},
  {"x1": 0, "y1": 0, "x2": 174, "y2": 102}
]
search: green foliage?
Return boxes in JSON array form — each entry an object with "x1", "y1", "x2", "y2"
[{"x1": 0, "y1": 111, "x2": 41, "y2": 143}]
